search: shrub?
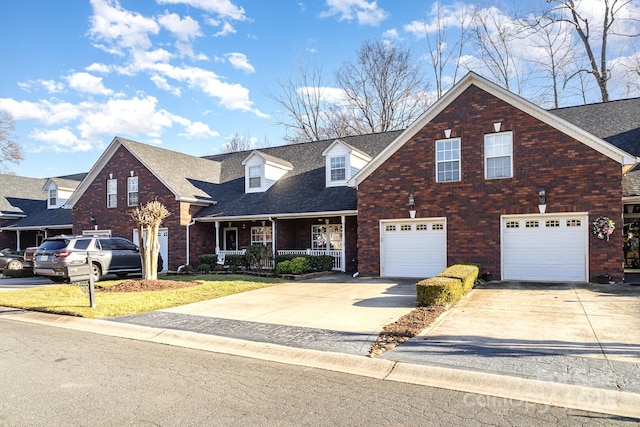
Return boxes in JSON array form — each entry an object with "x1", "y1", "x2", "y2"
[
  {"x1": 437, "y1": 264, "x2": 479, "y2": 293},
  {"x1": 180, "y1": 264, "x2": 194, "y2": 274},
  {"x1": 275, "y1": 260, "x2": 291, "y2": 274},
  {"x1": 274, "y1": 254, "x2": 333, "y2": 272},
  {"x1": 225, "y1": 254, "x2": 249, "y2": 271},
  {"x1": 197, "y1": 263, "x2": 211, "y2": 273},
  {"x1": 416, "y1": 277, "x2": 463, "y2": 306},
  {"x1": 245, "y1": 245, "x2": 273, "y2": 270},
  {"x1": 3, "y1": 268, "x2": 35, "y2": 278},
  {"x1": 289, "y1": 257, "x2": 310, "y2": 275},
  {"x1": 198, "y1": 254, "x2": 218, "y2": 266}
]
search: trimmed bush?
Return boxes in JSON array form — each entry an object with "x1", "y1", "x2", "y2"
[
  {"x1": 274, "y1": 254, "x2": 333, "y2": 272},
  {"x1": 3, "y1": 268, "x2": 35, "y2": 278},
  {"x1": 197, "y1": 263, "x2": 211, "y2": 273},
  {"x1": 416, "y1": 277, "x2": 463, "y2": 306},
  {"x1": 245, "y1": 245, "x2": 273, "y2": 270},
  {"x1": 225, "y1": 254, "x2": 249, "y2": 271},
  {"x1": 437, "y1": 264, "x2": 479, "y2": 293},
  {"x1": 198, "y1": 254, "x2": 218, "y2": 266},
  {"x1": 289, "y1": 257, "x2": 309, "y2": 274},
  {"x1": 275, "y1": 260, "x2": 291, "y2": 274}
]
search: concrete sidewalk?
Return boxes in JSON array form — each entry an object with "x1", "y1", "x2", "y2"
[{"x1": 1, "y1": 274, "x2": 640, "y2": 418}]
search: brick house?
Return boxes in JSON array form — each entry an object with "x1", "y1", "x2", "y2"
[
  {"x1": 6, "y1": 72, "x2": 640, "y2": 282},
  {"x1": 350, "y1": 73, "x2": 638, "y2": 282}
]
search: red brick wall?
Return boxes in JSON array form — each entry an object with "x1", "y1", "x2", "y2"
[
  {"x1": 72, "y1": 145, "x2": 197, "y2": 270},
  {"x1": 357, "y1": 85, "x2": 623, "y2": 280}
]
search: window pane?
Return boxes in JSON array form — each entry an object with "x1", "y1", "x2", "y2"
[
  {"x1": 331, "y1": 168, "x2": 346, "y2": 181},
  {"x1": 435, "y1": 138, "x2": 461, "y2": 183},
  {"x1": 485, "y1": 132, "x2": 513, "y2": 179},
  {"x1": 249, "y1": 177, "x2": 261, "y2": 188}
]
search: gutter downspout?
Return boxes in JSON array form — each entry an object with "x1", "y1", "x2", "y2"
[
  {"x1": 186, "y1": 219, "x2": 196, "y2": 266},
  {"x1": 269, "y1": 217, "x2": 276, "y2": 260}
]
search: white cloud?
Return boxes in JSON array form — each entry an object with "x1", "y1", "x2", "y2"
[
  {"x1": 150, "y1": 75, "x2": 182, "y2": 96},
  {"x1": 180, "y1": 121, "x2": 220, "y2": 138},
  {"x1": 213, "y1": 21, "x2": 236, "y2": 37},
  {"x1": 158, "y1": 12, "x2": 201, "y2": 41},
  {"x1": 157, "y1": 0, "x2": 246, "y2": 21},
  {"x1": 29, "y1": 128, "x2": 91, "y2": 152},
  {"x1": 85, "y1": 62, "x2": 111, "y2": 73},
  {"x1": 382, "y1": 28, "x2": 401, "y2": 41},
  {"x1": 225, "y1": 52, "x2": 255, "y2": 73},
  {"x1": 67, "y1": 72, "x2": 114, "y2": 96},
  {"x1": 320, "y1": 0, "x2": 388, "y2": 26},
  {"x1": 89, "y1": 0, "x2": 160, "y2": 53}
]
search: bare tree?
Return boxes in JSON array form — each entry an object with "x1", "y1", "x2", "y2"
[
  {"x1": 423, "y1": 2, "x2": 471, "y2": 99},
  {"x1": 526, "y1": 16, "x2": 576, "y2": 108},
  {"x1": 543, "y1": 0, "x2": 640, "y2": 102},
  {"x1": 131, "y1": 201, "x2": 170, "y2": 280},
  {"x1": 270, "y1": 60, "x2": 351, "y2": 143},
  {"x1": 335, "y1": 39, "x2": 430, "y2": 134},
  {"x1": 468, "y1": 7, "x2": 532, "y2": 95},
  {"x1": 0, "y1": 111, "x2": 23, "y2": 172},
  {"x1": 221, "y1": 133, "x2": 270, "y2": 153}
]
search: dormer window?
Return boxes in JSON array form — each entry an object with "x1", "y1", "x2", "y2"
[
  {"x1": 49, "y1": 189, "x2": 57, "y2": 206},
  {"x1": 249, "y1": 166, "x2": 262, "y2": 188},
  {"x1": 242, "y1": 151, "x2": 293, "y2": 193},
  {"x1": 322, "y1": 140, "x2": 372, "y2": 187},
  {"x1": 330, "y1": 156, "x2": 346, "y2": 181}
]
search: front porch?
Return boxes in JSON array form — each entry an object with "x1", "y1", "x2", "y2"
[{"x1": 196, "y1": 214, "x2": 358, "y2": 273}]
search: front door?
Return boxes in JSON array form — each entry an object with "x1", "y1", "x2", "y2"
[{"x1": 224, "y1": 228, "x2": 238, "y2": 251}]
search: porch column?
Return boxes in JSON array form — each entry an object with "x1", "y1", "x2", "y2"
[
  {"x1": 341, "y1": 215, "x2": 346, "y2": 272},
  {"x1": 16, "y1": 230, "x2": 21, "y2": 251},
  {"x1": 214, "y1": 221, "x2": 220, "y2": 254},
  {"x1": 270, "y1": 217, "x2": 276, "y2": 259}
]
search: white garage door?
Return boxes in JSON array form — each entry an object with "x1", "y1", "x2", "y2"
[
  {"x1": 380, "y1": 219, "x2": 447, "y2": 278},
  {"x1": 502, "y1": 214, "x2": 588, "y2": 281}
]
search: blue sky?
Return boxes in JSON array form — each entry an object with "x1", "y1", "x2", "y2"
[{"x1": 1, "y1": 0, "x2": 639, "y2": 178}]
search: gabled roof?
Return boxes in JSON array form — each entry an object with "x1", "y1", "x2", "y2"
[
  {"x1": 322, "y1": 139, "x2": 372, "y2": 161},
  {"x1": 65, "y1": 137, "x2": 223, "y2": 207},
  {"x1": 348, "y1": 72, "x2": 640, "y2": 188},
  {"x1": 0, "y1": 174, "x2": 47, "y2": 217},
  {"x1": 44, "y1": 176, "x2": 84, "y2": 191},
  {"x1": 2, "y1": 204, "x2": 72, "y2": 230},
  {"x1": 549, "y1": 98, "x2": 640, "y2": 157},
  {"x1": 195, "y1": 131, "x2": 402, "y2": 219},
  {"x1": 241, "y1": 150, "x2": 294, "y2": 170}
]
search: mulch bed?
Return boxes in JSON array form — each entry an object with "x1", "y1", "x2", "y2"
[
  {"x1": 369, "y1": 304, "x2": 447, "y2": 356},
  {"x1": 97, "y1": 279, "x2": 198, "y2": 293}
]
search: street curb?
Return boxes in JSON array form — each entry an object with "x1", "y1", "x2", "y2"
[{"x1": 2, "y1": 307, "x2": 639, "y2": 419}]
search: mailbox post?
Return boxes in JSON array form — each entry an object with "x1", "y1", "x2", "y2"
[{"x1": 63, "y1": 253, "x2": 96, "y2": 308}]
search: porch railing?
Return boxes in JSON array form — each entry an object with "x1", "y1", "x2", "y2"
[{"x1": 217, "y1": 249, "x2": 343, "y2": 271}]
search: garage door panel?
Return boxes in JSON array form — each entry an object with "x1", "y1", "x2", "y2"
[
  {"x1": 381, "y1": 220, "x2": 446, "y2": 278},
  {"x1": 502, "y1": 215, "x2": 587, "y2": 282}
]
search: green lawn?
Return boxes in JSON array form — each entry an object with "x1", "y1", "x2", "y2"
[{"x1": 0, "y1": 274, "x2": 284, "y2": 319}]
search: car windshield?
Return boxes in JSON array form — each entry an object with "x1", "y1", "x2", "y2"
[{"x1": 38, "y1": 240, "x2": 69, "y2": 251}]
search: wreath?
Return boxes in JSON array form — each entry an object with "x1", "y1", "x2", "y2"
[{"x1": 592, "y1": 216, "x2": 615, "y2": 241}]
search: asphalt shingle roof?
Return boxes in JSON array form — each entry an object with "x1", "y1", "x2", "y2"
[
  {"x1": 0, "y1": 175, "x2": 47, "y2": 216},
  {"x1": 195, "y1": 131, "x2": 403, "y2": 218},
  {"x1": 550, "y1": 97, "x2": 640, "y2": 156},
  {"x1": 119, "y1": 138, "x2": 222, "y2": 203}
]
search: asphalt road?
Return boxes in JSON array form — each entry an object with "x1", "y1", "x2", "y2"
[{"x1": 1, "y1": 318, "x2": 636, "y2": 426}]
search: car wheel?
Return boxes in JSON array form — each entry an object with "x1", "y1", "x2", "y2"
[
  {"x1": 7, "y1": 260, "x2": 23, "y2": 270},
  {"x1": 91, "y1": 263, "x2": 102, "y2": 282}
]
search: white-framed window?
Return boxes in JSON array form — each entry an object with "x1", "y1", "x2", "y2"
[
  {"x1": 127, "y1": 176, "x2": 138, "y2": 207},
  {"x1": 330, "y1": 156, "x2": 346, "y2": 181},
  {"x1": 311, "y1": 225, "x2": 342, "y2": 250},
  {"x1": 485, "y1": 131, "x2": 513, "y2": 179},
  {"x1": 107, "y1": 179, "x2": 117, "y2": 208},
  {"x1": 48, "y1": 189, "x2": 57, "y2": 206},
  {"x1": 436, "y1": 138, "x2": 461, "y2": 182},
  {"x1": 249, "y1": 166, "x2": 262, "y2": 188},
  {"x1": 251, "y1": 226, "x2": 272, "y2": 248}
]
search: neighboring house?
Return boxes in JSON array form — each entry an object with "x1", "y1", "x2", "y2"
[
  {"x1": 0, "y1": 173, "x2": 85, "y2": 250},
  {"x1": 350, "y1": 73, "x2": 638, "y2": 282},
  {"x1": 6, "y1": 72, "x2": 640, "y2": 282}
]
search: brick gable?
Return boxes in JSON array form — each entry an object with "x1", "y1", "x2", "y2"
[{"x1": 357, "y1": 85, "x2": 623, "y2": 280}]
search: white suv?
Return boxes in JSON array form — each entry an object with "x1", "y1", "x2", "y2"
[{"x1": 34, "y1": 235, "x2": 160, "y2": 282}]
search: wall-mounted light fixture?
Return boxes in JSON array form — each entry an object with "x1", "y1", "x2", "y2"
[
  {"x1": 409, "y1": 193, "x2": 416, "y2": 219},
  {"x1": 538, "y1": 188, "x2": 547, "y2": 213},
  {"x1": 90, "y1": 216, "x2": 98, "y2": 230}
]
